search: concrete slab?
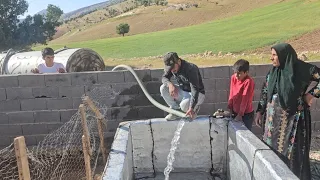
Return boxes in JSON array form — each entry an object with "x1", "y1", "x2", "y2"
[
  {"x1": 227, "y1": 120, "x2": 270, "y2": 180},
  {"x1": 151, "y1": 118, "x2": 211, "y2": 173},
  {"x1": 130, "y1": 120, "x2": 154, "y2": 177},
  {"x1": 252, "y1": 150, "x2": 299, "y2": 180},
  {"x1": 103, "y1": 121, "x2": 133, "y2": 180},
  {"x1": 210, "y1": 117, "x2": 229, "y2": 175}
]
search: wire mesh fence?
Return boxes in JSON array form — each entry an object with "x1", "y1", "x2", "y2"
[{"x1": 0, "y1": 85, "x2": 118, "y2": 180}]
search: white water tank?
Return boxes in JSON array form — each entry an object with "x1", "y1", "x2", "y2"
[{"x1": 0, "y1": 48, "x2": 105, "y2": 74}]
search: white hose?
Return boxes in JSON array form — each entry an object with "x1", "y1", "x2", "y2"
[{"x1": 112, "y1": 65, "x2": 187, "y2": 118}]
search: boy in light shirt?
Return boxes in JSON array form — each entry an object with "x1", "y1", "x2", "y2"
[{"x1": 32, "y1": 47, "x2": 66, "y2": 74}]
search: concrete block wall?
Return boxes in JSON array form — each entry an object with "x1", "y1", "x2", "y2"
[{"x1": 1, "y1": 62, "x2": 320, "y2": 148}]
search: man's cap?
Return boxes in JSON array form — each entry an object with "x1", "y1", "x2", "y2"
[{"x1": 163, "y1": 52, "x2": 179, "y2": 71}]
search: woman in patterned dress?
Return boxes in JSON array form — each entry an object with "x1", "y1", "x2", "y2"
[{"x1": 255, "y1": 43, "x2": 320, "y2": 180}]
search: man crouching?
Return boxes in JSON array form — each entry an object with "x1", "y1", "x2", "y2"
[{"x1": 160, "y1": 52, "x2": 205, "y2": 120}]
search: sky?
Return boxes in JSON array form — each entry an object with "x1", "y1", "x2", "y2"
[{"x1": 20, "y1": 0, "x2": 108, "y2": 18}]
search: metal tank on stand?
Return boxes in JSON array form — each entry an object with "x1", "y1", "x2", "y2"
[{"x1": 0, "y1": 47, "x2": 106, "y2": 75}]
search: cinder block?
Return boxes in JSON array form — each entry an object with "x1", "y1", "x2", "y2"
[
  {"x1": 110, "y1": 95, "x2": 135, "y2": 107},
  {"x1": 71, "y1": 72, "x2": 98, "y2": 85},
  {"x1": 150, "y1": 69, "x2": 164, "y2": 81},
  {"x1": 111, "y1": 82, "x2": 142, "y2": 95},
  {"x1": 0, "y1": 125, "x2": 22, "y2": 136},
  {"x1": 203, "y1": 79, "x2": 216, "y2": 91},
  {"x1": 7, "y1": 111, "x2": 34, "y2": 124},
  {"x1": 0, "y1": 113, "x2": 9, "y2": 124},
  {"x1": 84, "y1": 85, "x2": 119, "y2": 99},
  {"x1": 73, "y1": 97, "x2": 82, "y2": 108},
  {"x1": 215, "y1": 78, "x2": 230, "y2": 90},
  {"x1": 133, "y1": 95, "x2": 153, "y2": 107},
  {"x1": 46, "y1": 98, "x2": 73, "y2": 110},
  {"x1": 253, "y1": 90, "x2": 261, "y2": 101},
  {"x1": 0, "y1": 75, "x2": 18, "y2": 88},
  {"x1": 137, "y1": 106, "x2": 164, "y2": 119},
  {"x1": 97, "y1": 71, "x2": 125, "y2": 83},
  {"x1": 204, "y1": 93, "x2": 215, "y2": 104},
  {"x1": 198, "y1": 103, "x2": 215, "y2": 115},
  {"x1": 18, "y1": 74, "x2": 45, "y2": 87},
  {"x1": 33, "y1": 87, "x2": 59, "y2": 98},
  {"x1": 60, "y1": 109, "x2": 78, "y2": 122},
  {"x1": 311, "y1": 110, "x2": 320, "y2": 122},
  {"x1": 36, "y1": 135, "x2": 46, "y2": 144},
  {"x1": 145, "y1": 81, "x2": 162, "y2": 94},
  {"x1": 251, "y1": 64, "x2": 271, "y2": 77},
  {"x1": 110, "y1": 107, "x2": 138, "y2": 120},
  {"x1": 214, "y1": 102, "x2": 228, "y2": 111},
  {"x1": 253, "y1": 101, "x2": 259, "y2": 112},
  {"x1": 152, "y1": 118, "x2": 211, "y2": 172},
  {"x1": 0, "y1": 88, "x2": 6, "y2": 100},
  {"x1": 6, "y1": 87, "x2": 33, "y2": 100},
  {"x1": 0, "y1": 137, "x2": 10, "y2": 147},
  {"x1": 252, "y1": 150, "x2": 299, "y2": 180},
  {"x1": 59, "y1": 86, "x2": 85, "y2": 98},
  {"x1": 23, "y1": 135, "x2": 38, "y2": 146},
  {"x1": 203, "y1": 66, "x2": 230, "y2": 79},
  {"x1": 21, "y1": 99, "x2": 47, "y2": 111},
  {"x1": 310, "y1": 61, "x2": 320, "y2": 67},
  {"x1": 214, "y1": 90, "x2": 228, "y2": 103},
  {"x1": 47, "y1": 123, "x2": 63, "y2": 133},
  {"x1": 314, "y1": 99, "x2": 320, "y2": 111},
  {"x1": 45, "y1": 73, "x2": 72, "y2": 86},
  {"x1": 21, "y1": 124, "x2": 48, "y2": 135},
  {"x1": 130, "y1": 120, "x2": 154, "y2": 176},
  {"x1": 124, "y1": 69, "x2": 151, "y2": 82},
  {"x1": 106, "y1": 121, "x2": 120, "y2": 133},
  {"x1": 34, "y1": 110, "x2": 60, "y2": 123},
  {"x1": 252, "y1": 77, "x2": 266, "y2": 90},
  {"x1": 0, "y1": 100, "x2": 21, "y2": 112}
]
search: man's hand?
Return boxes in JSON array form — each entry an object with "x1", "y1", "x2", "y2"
[
  {"x1": 186, "y1": 108, "x2": 196, "y2": 119},
  {"x1": 234, "y1": 114, "x2": 242, "y2": 121},
  {"x1": 58, "y1": 68, "x2": 66, "y2": 73},
  {"x1": 31, "y1": 68, "x2": 39, "y2": 74},
  {"x1": 304, "y1": 93, "x2": 314, "y2": 107},
  {"x1": 255, "y1": 112, "x2": 262, "y2": 128},
  {"x1": 168, "y1": 83, "x2": 178, "y2": 99}
]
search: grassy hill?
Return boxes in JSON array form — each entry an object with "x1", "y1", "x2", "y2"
[
  {"x1": 51, "y1": 0, "x2": 281, "y2": 43},
  {"x1": 36, "y1": 0, "x2": 320, "y2": 62}
]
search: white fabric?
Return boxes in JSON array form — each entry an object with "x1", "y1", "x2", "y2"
[{"x1": 37, "y1": 62, "x2": 65, "y2": 73}]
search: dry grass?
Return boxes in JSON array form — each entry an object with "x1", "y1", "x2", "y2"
[{"x1": 103, "y1": 50, "x2": 320, "y2": 69}]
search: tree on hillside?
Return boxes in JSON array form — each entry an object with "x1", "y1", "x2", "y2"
[
  {"x1": 0, "y1": 0, "x2": 63, "y2": 51},
  {"x1": 116, "y1": 23, "x2": 130, "y2": 37}
]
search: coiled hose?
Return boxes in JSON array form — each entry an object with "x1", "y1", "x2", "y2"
[{"x1": 112, "y1": 65, "x2": 187, "y2": 118}]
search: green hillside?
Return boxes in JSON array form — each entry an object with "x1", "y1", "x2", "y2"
[{"x1": 35, "y1": 0, "x2": 320, "y2": 59}]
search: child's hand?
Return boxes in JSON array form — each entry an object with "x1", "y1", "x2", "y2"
[
  {"x1": 31, "y1": 68, "x2": 39, "y2": 74},
  {"x1": 235, "y1": 114, "x2": 242, "y2": 121},
  {"x1": 58, "y1": 68, "x2": 66, "y2": 73},
  {"x1": 255, "y1": 112, "x2": 262, "y2": 128}
]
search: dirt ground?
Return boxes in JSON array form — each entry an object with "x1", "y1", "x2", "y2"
[{"x1": 250, "y1": 28, "x2": 320, "y2": 55}]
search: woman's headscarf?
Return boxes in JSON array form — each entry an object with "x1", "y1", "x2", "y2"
[{"x1": 267, "y1": 43, "x2": 315, "y2": 114}]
